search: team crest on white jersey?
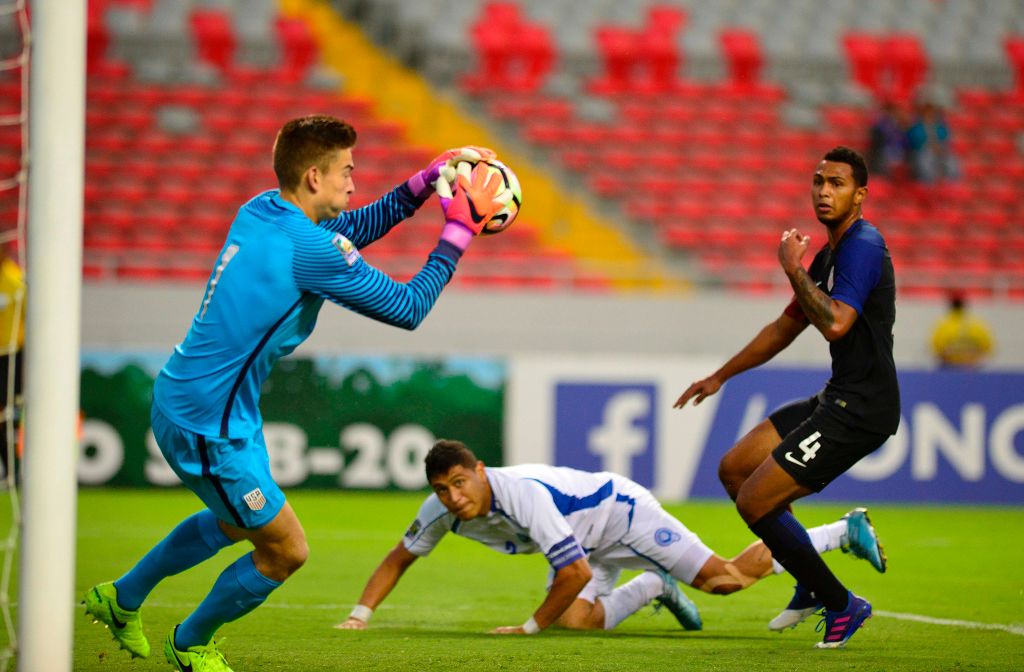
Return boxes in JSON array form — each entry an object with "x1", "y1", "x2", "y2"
[
  {"x1": 331, "y1": 233, "x2": 361, "y2": 266},
  {"x1": 405, "y1": 519, "x2": 422, "y2": 539},
  {"x1": 243, "y1": 488, "x2": 267, "y2": 511},
  {"x1": 654, "y1": 527, "x2": 681, "y2": 546}
]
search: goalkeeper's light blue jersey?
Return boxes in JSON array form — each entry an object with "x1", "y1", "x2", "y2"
[{"x1": 154, "y1": 185, "x2": 459, "y2": 439}]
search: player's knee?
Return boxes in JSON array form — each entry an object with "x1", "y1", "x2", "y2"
[
  {"x1": 733, "y1": 488, "x2": 764, "y2": 526},
  {"x1": 718, "y1": 455, "x2": 744, "y2": 500},
  {"x1": 558, "y1": 607, "x2": 601, "y2": 630},
  {"x1": 260, "y1": 536, "x2": 308, "y2": 578},
  {"x1": 283, "y1": 537, "x2": 309, "y2": 573}
]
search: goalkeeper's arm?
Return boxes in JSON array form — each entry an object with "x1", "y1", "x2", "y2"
[{"x1": 334, "y1": 542, "x2": 419, "y2": 630}]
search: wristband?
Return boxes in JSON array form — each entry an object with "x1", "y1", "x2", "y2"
[
  {"x1": 522, "y1": 616, "x2": 540, "y2": 634},
  {"x1": 350, "y1": 605, "x2": 373, "y2": 623}
]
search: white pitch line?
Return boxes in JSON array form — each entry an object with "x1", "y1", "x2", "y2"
[{"x1": 876, "y1": 610, "x2": 1024, "y2": 637}]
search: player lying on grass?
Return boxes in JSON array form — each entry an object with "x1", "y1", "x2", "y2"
[{"x1": 334, "y1": 440, "x2": 885, "y2": 635}]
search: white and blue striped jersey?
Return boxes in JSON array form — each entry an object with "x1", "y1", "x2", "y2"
[
  {"x1": 403, "y1": 465, "x2": 642, "y2": 571},
  {"x1": 154, "y1": 185, "x2": 460, "y2": 439}
]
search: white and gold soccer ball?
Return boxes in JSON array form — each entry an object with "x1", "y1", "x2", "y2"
[{"x1": 439, "y1": 158, "x2": 522, "y2": 235}]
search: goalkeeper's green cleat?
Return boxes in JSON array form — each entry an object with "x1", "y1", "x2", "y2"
[
  {"x1": 83, "y1": 581, "x2": 151, "y2": 658},
  {"x1": 165, "y1": 626, "x2": 234, "y2": 672}
]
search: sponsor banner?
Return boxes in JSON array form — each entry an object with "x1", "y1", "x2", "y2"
[
  {"x1": 507, "y1": 357, "x2": 1024, "y2": 504},
  {"x1": 77, "y1": 353, "x2": 505, "y2": 489}
]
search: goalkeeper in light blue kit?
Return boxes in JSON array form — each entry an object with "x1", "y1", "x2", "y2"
[{"x1": 83, "y1": 115, "x2": 507, "y2": 672}]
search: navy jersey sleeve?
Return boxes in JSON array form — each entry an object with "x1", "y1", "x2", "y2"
[
  {"x1": 291, "y1": 226, "x2": 460, "y2": 330},
  {"x1": 831, "y1": 236, "x2": 883, "y2": 314},
  {"x1": 318, "y1": 183, "x2": 422, "y2": 248}
]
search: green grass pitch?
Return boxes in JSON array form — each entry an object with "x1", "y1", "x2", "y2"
[{"x1": 13, "y1": 490, "x2": 1024, "y2": 670}]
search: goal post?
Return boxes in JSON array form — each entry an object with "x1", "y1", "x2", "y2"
[{"x1": 17, "y1": 1, "x2": 86, "y2": 670}]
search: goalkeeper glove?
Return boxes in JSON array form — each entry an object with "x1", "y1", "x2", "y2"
[
  {"x1": 438, "y1": 162, "x2": 505, "y2": 251},
  {"x1": 406, "y1": 145, "x2": 497, "y2": 201}
]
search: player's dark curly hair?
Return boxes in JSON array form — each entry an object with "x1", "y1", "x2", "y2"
[
  {"x1": 823, "y1": 145, "x2": 869, "y2": 187},
  {"x1": 273, "y1": 115, "x2": 358, "y2": 191},
  {"x1": 425, "y1": 440, "x2": 479, "y2": 481}
]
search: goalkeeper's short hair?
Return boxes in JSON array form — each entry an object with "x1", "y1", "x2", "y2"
[
  {"x1": 425, "y1": 439, "x2": 479, "y2": 481},
  {"x1": 273, "y1": 115, "x2": 357, "y2": 191}
]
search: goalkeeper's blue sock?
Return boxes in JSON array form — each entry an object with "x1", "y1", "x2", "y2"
[
  {"x1": 175, "y1": 552, "x2": 281, "y2": 649},
  {"x1": 114, "y1": 509, "x2": 233, "y2": 611},
  {"x1": 750, "y1": 509, "x2": 849, "y2": 612}
]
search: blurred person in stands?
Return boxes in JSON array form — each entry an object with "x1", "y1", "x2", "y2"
[
  {"x1": 931, "y1": 291, "x2": 994, "y2": 368},
  {"x1": 83, "y1": 115, "x2": 505, "y2": 672},
  {"x1": 0, "y1": 242, "x2": 23, "y2": 485},
  {"x1": 906, "y1": 100, "x2": 959, "y2": 182},
  {"x1": 674, "y1": 147, "x2": 897, "y2": 649},
  {"x1": 334, "y1": 440, "x2": 885, "y2": 635},
  {"x1": 866, "y1": 100, "x2": 909, "y2": 178}
]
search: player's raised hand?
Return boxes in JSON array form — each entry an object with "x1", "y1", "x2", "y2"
[
  {"x1": 673, "y1": 375, "x2": 722, "y2": 408},
  {"x1": 490, "y1": 625, "x2": 528, "y2": 635},
  {"x1": 406, "y1": 146, "x2": 497, "y2": 200},
  {"x1": 438, "y1": 163, "x2": 506, "y2": 251},
  {"x1": 333, "y1": 617, "x2": 369, "y2": 630},
  {"x1": 778, "y1": 228, "x2": 811, "y2": 273}
]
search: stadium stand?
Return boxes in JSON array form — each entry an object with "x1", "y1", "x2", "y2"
[
  {"x1": 342, "y1": 0, "x2": 1024, "y2": 298},
  {"x1": 2, "y1": 0, "x2": 1022, "y2": 296},
  {"x1": 17, "y1": 0, "x2": 594, "y2": 289}
]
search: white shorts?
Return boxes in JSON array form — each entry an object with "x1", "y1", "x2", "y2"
[{"x1": 549, "y1": 481, "x2": 714, "y2": 603}]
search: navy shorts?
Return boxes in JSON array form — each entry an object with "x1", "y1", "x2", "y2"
[
  {"x1": 769, "y1": 395, "x2": 890, "y2": 492},
  {"x1": 151, "y1": 405, "x2": 285, "y2": 529}
]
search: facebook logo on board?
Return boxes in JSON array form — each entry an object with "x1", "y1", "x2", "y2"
[{"x1": 554, "y1": 383, "x2": 656, "y2": 486}]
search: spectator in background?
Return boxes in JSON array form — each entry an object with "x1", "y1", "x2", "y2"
[
  {"x1": 0, "y1": 243, "x2": 24, "y2": 484},
  {"x1": 931, "y1": 292, "x2": 994, "y2": 368},
  {"x1": 867, "y1": 101, "x2": 909, "y2": 178},
  {"x1": 906, "y1": 101, "x2": 959, "y2": 182}
]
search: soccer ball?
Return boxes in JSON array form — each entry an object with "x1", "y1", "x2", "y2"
[{"x1": 441, "y1": 158, "x2": 522, "y2": 235}]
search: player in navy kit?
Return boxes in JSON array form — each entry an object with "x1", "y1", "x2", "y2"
[
  {"x1": 83, "y1": 115, "x2": 505, "y2": 671},
  {"x1": 674, "y1": 146, "x2": 898, "y2": 649}
]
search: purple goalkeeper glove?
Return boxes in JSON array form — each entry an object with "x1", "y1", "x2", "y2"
[
  {"x1": 438, "y1": 162, "x2": 505, "y2": 252},
  {"x1": 406, "y1": 145, "x2": 497, "y2": 201}
]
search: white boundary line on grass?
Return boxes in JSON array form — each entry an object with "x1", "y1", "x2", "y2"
[{"x1": 876, "y1": 610, "x2": 1024, "y2": 637}]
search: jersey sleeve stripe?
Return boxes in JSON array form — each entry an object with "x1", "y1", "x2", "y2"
[{"x1": 546, "y1": 534, "x2": 585, "y2": 569}]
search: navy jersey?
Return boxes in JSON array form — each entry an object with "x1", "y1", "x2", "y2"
[
  {"x1": 154, "y1": 185, "x2": 458, "y2": 439},
  {"x1": 786, "y1": 219, "x2": 900, "y2": 434}
]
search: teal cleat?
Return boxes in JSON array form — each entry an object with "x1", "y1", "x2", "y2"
[
  {"x1": 654, "y1": 572, "x2": 702, "y2": 631},
  {"x1": 842, "y1": 508, "x2": 887, "y2": 573},
  {"x1": 82, "y1": 582, "x2": 151, "y2": 659},
  {"x1": 165, "y1": 626, "x2": 234, "y2": 672}
]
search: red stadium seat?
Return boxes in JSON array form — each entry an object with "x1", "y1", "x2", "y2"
[
  {"x1": 273, "y1": 17, "x2": 319, "y2": 84},
  {"x1": 719, "y1": 29, "x2": 763, "y2": 88},
  {"x1": 190, "y1": 9, "x2": 236, "y2": 72}
]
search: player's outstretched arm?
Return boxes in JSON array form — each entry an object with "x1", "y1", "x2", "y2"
[
  {"x1": 673, "y1": 312, "x2": 807, "y2": 409},
  {"x1": 491, "y1": 557, "x2": 593, "y2": 635},
  {"x1": 334, "y1": 542, "x2": 419, "y2": 630}
]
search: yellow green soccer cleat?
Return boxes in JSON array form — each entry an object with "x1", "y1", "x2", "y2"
[
  {"x1": 82, "y1": 582, "x2": 151, "y2": 658},
  {"x1": 165, "y1": 626, "x2": 234, "y2": 672}
]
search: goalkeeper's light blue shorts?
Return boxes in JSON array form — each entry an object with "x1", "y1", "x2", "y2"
[{"x1": 150, "y1": 405, "x2": 285, "y2": 530}]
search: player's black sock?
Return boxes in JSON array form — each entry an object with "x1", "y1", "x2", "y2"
[{"x1": 750, "y1": 509, "x2": 849, "y2": 612}]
